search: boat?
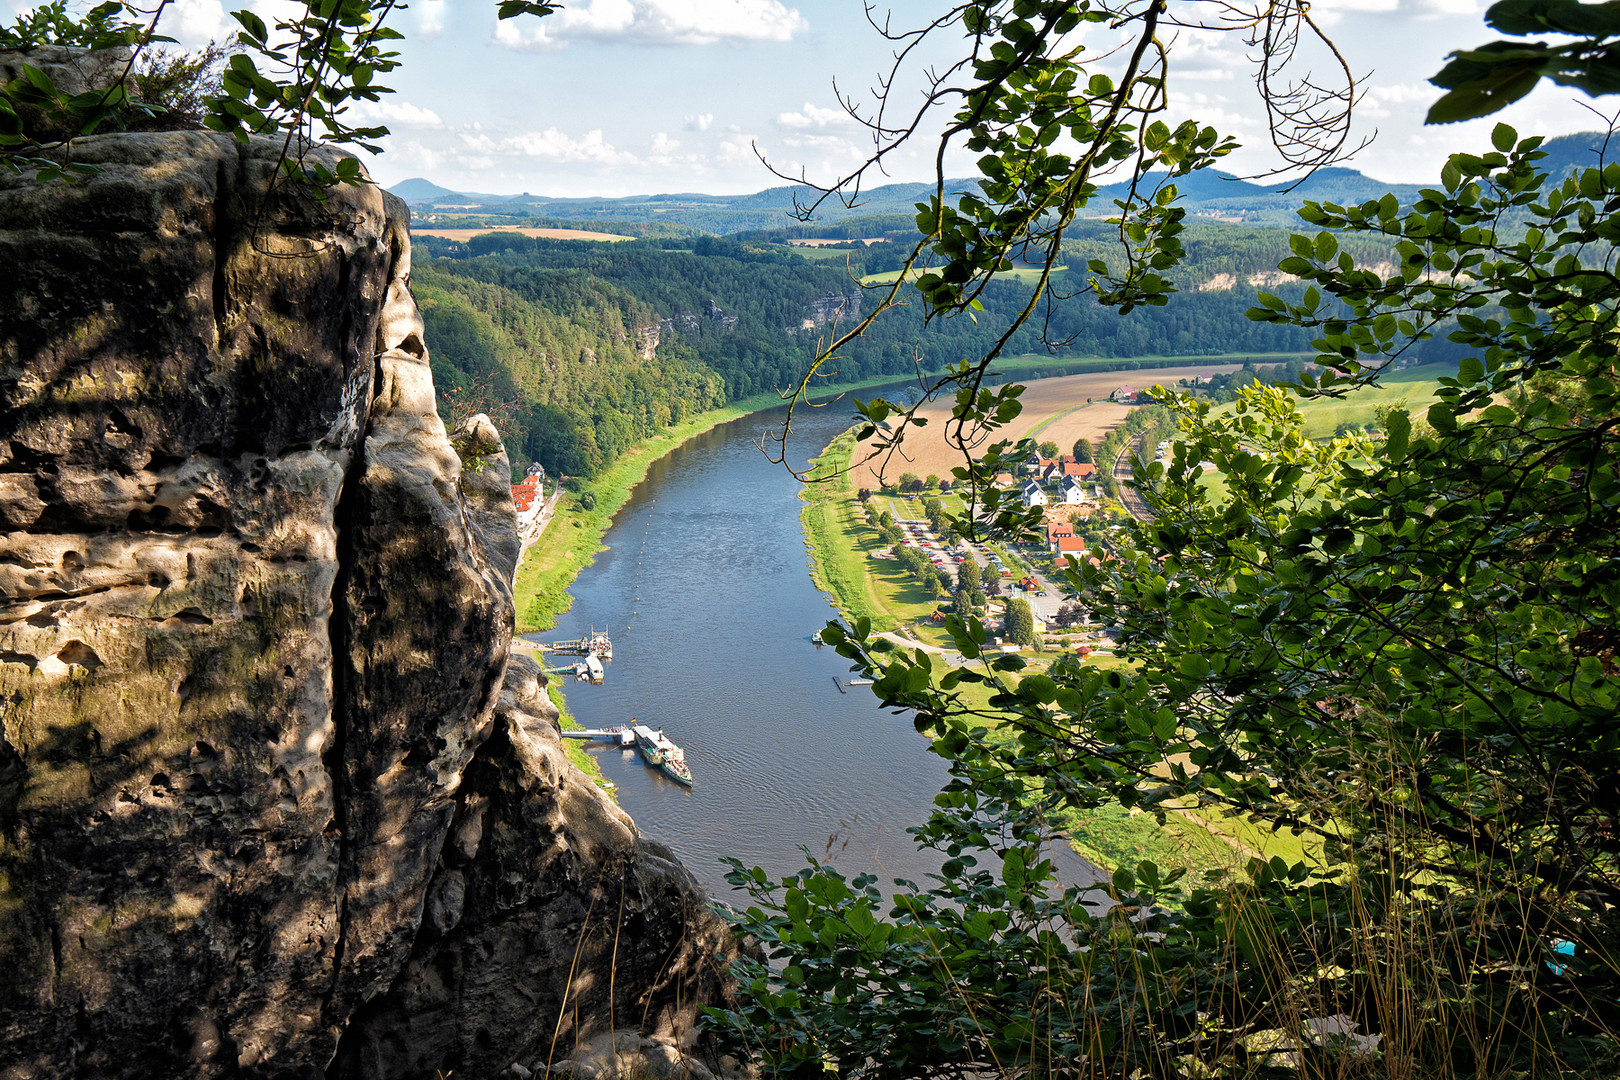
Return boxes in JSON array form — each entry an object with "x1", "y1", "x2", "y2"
[
  {"x1": 574, "y1": 654, "x2": 605, "y2": 683},
  {"x1": 660, "y1": 746, "x2": 694, "y2": 786},
  {"x1": 630, "y1": 722, "x2": 692, "y2": 783},
  {"x1": 631, "y1": 722, "x2": 665, "y2": 765}
]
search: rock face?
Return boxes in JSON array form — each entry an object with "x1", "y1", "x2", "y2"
[{"x1": 0, "y1": 132, "x2": 731, "y2": 1079}]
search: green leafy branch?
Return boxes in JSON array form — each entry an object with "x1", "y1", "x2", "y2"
[
  {"x1": 1431, "y1": 0, "x2": 1620, "y2": 122},
  {"x1": 0, "y1": 0, "x2": 166, "y2": 180}
]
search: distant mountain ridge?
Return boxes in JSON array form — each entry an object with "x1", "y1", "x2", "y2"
[{"x1": 390, "y1": 132, "x2": 1609, "y2": 234}]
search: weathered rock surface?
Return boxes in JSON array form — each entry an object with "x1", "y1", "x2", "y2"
[{"x1": 0, "y1": 132, "x2": 732, "y2": 1079}]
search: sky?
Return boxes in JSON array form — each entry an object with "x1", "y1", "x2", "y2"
[{"x1": 13, "y1": 0, "x2": 1615, "y2": 197}]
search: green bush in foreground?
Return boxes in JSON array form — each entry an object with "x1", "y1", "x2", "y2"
[{"x1": 709, "y1": 135, "x2": 1620, "y2": 1080}]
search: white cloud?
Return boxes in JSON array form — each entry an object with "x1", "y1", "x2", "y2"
[
  {"x1": 416, "y1": 0, "x2": 446, "y2": 40},
  {"x1": 347, "y1": 99, "x2": 446, "y2": 129},
  {"x1": 492, "y1": 0, "x2": 808, "y2": 49},
  {"x1": 716, "y1": 133, "x2": 760, "y2": 165},
  {"x1": 398, "y1": 139, "x2": 443, "y2": 171},
  {"x1": 461, "y1": 127, "x2": 639, "y2": 164},
  {"x1": 1308, "y1": 0, "x2": 1400, "y2": 25},
  {"x1": 165, "y1": 0, "x2": 236, "y2": 47},
  {"x1": 1414, "y1": 0, "x2": 1483, "y2": 15},
  {"x1": 775, "y1": 101, "x2": 855, "y2": 130},
  {"x1": 1359, "y1": 81, "x2": 1440, "y2": 119},
  {"x1": 685, "y1": 113, "x2": 715, "y2": 131}
]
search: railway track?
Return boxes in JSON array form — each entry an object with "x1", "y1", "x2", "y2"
[{"x1": 1111, "y1": 438, "x2": 1157, "y2": 523}]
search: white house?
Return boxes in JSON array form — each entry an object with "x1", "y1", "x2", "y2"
[
  {"x1": 1059, "y1": 475, "x2": 1087, "y2": 504},
  {"x1": 1021, "y1": 479, "x2": 1048, "y2": 508}
]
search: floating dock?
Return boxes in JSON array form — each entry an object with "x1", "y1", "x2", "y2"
[
  {"x1": 533, "y1": 629, "x2": 613, "y2": 660},
  {"x1": 560, "y1": 726, "x2": 636, "y2": 746}
]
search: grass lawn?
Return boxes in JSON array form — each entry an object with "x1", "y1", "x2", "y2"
[
  {"x1": 800, "y1": 432, "x2": 946, "y2": 635},
  {"x1": 1206, "y1": 361, "x2": 1452, "y2": 439}
]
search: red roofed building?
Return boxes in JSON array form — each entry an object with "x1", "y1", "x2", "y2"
[
  {"x1": 1053, "y1": 534, "x2": 1088, "y2": 557},
  {"x1": 512, "y1": 465, "x2": 546, "y2": 528},
  {"x1": 1061, "y1": 459, "x2": 1096, "y2": 479}
]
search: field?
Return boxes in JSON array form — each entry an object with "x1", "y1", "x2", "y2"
[
  {"x1": 1207, "y1": 360, "x2": 1452, "y2": 438},
  {"x1": 861, "y1": 265, "x2": 1066, "y2": 285},
  {"x1": 851, "y1": 363, "x2": 1240, "y2": 491},
  {"x1": 413, "y1": 226, "x2": 631, "y2": 242}
]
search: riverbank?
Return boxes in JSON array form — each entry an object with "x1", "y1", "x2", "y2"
[
  {"x1": 516, "y1": 372, "x2": 942, "y2": 634},
  {"x1": 794, "y1": 403, "x2": 1316, "y2": 880}
]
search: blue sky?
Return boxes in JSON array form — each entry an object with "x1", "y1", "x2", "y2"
[{"x1": 14, "y1": 0, "x2": 1613, "y2": 196}]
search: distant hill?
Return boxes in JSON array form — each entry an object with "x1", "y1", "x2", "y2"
[
  {"x1": 390, "y1": 177, "x2": 472, "y2": 201},
  {"x1": 389, "y1": 132, "x2": 1614, "y2": 235},
  {"x1": 1533, "y1": 132, "x2": 1611, "y2": 176}
]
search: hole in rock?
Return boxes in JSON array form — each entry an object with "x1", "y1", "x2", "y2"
[
  {"x1": 25, "y1": 611, "x2": 56, "y2": 628},
  {"x1": 60, "y1": 551, "x2": 82, "y2": 573},
  {"x1": 192, "y1": 740, "x2": 217, "y2": 759},
  {"x1": 128, "y1": 506, "x2": 171, "y2": 529},
  {"x1": 54, "y1": 641, "x2": 102, "y2": 671},
  {"x1": 163, "y1": 609, "x2": 213, "y2": 627}
]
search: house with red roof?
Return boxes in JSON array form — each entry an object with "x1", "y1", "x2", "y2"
[
  {"x1": 511, "y1": 464, "x2": 546, "y2": 528},
  {"x1": 1052, "y1": 534, "x2": 1088, "y2": 557}
]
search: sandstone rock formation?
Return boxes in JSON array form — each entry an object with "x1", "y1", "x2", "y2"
[{"x1": 0, "y1": 132, "x2": 731, "y2": 1079}]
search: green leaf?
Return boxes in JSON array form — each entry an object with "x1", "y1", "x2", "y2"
[
  {"x1": 1002, "y1": 849, "x2": 1026, "y2": 890},
  {"x1": 1385, "y1": 409, "x2": 1411, "y2": 460},
  {"x1": 1426, "y1": 64, "x2": 1542, "y2": 125}
]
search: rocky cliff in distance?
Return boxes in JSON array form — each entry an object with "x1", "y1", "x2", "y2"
[{"x1": 0, "y1": 131, "x2": 732, "y2": 1079}]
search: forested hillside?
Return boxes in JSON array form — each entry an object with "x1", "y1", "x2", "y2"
[
  {"x1": 417, "y1": 224, "x2": 1344, "y2": 480},
  {"x1": 415, "y1": 266, "x2": 726, "y2": 477}
]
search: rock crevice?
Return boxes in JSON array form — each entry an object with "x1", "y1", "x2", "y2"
[{"x1": 0, "y1": 130, "x2": 731, "y2": 1080}]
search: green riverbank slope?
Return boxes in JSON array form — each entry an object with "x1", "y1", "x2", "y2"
[{"x1": 795, "y1": 396, "x2": 1322, "y2": 879}]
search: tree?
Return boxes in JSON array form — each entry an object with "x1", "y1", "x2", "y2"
[
  {"x1": 957, "y1": 558, "x2": 981, "y2": 593},
  {"x1": 1002, "y1": 597, "x2": 1035, "y2": 645},
  {"x1": 1037, "y1": 440, "x2": 1059, "y2": 459},
  {"x1": 1071, "y1": 437, "x2": 1093, "y2": 464},
  {"x1": 897, "y1": 472, "x2": 920, "y2": 494},
  {"x1": 924, "y1": 474, "x2": 941, "y2": 491},
  {"x1": 719, "y1": 136, "x2": 1620, "y2": 1079},
  {"x1": 1049, "y1": 599, "x2": 1085, "y2": 628}
]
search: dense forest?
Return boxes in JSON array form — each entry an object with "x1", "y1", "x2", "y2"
[{"x1": 416, "y1": 223, "x2": 1352, "y2": 480}]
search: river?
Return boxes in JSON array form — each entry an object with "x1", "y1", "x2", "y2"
[{"x1": 527, "y1": 403, "x2": 1102, "y2": 902}]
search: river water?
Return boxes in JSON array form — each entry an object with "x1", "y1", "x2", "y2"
[{"x1": 528, "y1": 404, "x2": 1102, "y2": 902}]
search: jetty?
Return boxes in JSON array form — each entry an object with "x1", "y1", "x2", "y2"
[
  {"x1": 541, "y1": 653, "x2": 605, "y2": 684},
  {"x1": 532, "y1": 629, "x2": 613, "y2": 660},
  {"x1": 560, "y1": 726, "x2": 636, "y2": 746}
]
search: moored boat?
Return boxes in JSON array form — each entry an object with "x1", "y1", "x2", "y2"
[
  {"x1": 630, "y1": 722, "x2": 692, "y2": 782},
  {"x1": 631, "y1": 722, "x2": 665, "y2": 765},
  {"x1": 660, "y1": 747, "x2": 693, "y2": 786}
]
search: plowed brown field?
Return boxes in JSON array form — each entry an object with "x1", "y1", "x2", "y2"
[
  {"x1": 412, "y1": 227, "x2": 629, "y2": 242},
  {"x1": 851, "y1": 364, "x2": 1241, "y2": 491}
]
